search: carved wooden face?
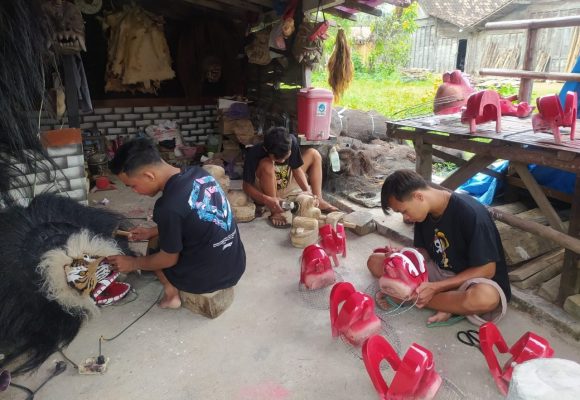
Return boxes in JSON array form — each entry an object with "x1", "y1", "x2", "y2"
[
  {"x1": 206, "y1": 63, "x2": 222, "y2": 83},
  {"x1": 43, "y1": 0, "x2": 86, "y2": 53}
]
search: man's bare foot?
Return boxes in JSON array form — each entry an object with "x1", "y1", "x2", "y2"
[
  {"x1": 375, "y1": 292, "x2": 391, "y2": 311},
  {"x1": 318, "y1": 198, "x2": 339, "y2": 213},
  {"x1": 427, "y1": 311, "x2": 452, "y2": 324},
  {"x1": 159, "y1": 293, "x2": 181, "y2": 309},
  {"x1": 268, "y1": 212, "x2": 290, "y2": 228}
]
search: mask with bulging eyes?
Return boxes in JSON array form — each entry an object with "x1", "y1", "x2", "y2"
[{"x1": 64, "y1": 253, "x2": 130, "y2": 306}]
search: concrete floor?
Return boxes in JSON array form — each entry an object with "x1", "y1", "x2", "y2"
[{"x1": 6, "y1": 218, "x2": 580, "y2": 400}]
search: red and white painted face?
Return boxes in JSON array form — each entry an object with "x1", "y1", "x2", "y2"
[
  {"x1": 388, "y1": 191, "x2": 430, "y2": 223},
  {"x1": 118, "y1": 171, "x2": 159, "y2": 197}
]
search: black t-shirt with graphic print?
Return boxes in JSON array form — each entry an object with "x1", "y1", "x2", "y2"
[
  {"x1": 413, "y1": 192, "x2": 511, "y2": 300},
  {"x1": 153, "y1": 167, "x2": 246, "y2": 294},
  {"x1": 242, "y1": 134, "x2": 304, "y2": 184}
]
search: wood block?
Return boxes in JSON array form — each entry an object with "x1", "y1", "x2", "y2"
[
  {"x1": 512, "y1": 252, "x2": 564, "y2": 290},
  {"x1": 538, "y1": 274, "x2": 561, "y2": 303},
  {"x1": 509, "y1": 249, "x2": 564, "y2": 281},
  {"x1": 180, "y1": 287, "x2": 234, "y2": 319},
  {"x1": 342, "y1": 210, "x2": 376, "y2": 236},
  {"x1": 498, "y1": 208, "x2": 569, "y2": 265},
  {"x1": 564, "y1": 294, "x2": 580, "y2": 320}
]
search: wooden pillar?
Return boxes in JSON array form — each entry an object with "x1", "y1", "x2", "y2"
[
  {"x1": 558, "y1": 174, "x2": 580, "y2": 303},
  {"x1": 519, "y1": 28, "x2": 538, "y2": 104},
  {"x1": 414, "y1": 136, "x2": 433, "y2": 182}
]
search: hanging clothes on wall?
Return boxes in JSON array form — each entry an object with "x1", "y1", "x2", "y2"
[{"x1": 102, "y1": 5, "x2": 175, "y2": 94}]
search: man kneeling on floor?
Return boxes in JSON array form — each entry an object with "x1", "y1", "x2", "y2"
[
  {"x1": 242, "y1": 126, "x2": 338, "y2": 227},
  {"x1": 367, "y1": 169, "x2": 511, "y2": 326},
  {"x1": 106, "y1": 138, "x2": 246, "y2": 309}
]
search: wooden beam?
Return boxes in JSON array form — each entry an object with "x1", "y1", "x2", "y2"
[
  {"x1": 303, "y1": 0, "x2": 345, "y2": 13},
  {"x1": 479, "y1": 68, "x2": 580, "y2": 82},
  {"x1": 440, "y1": 154, "x2": 497, "y2": 190},
  {"x1": 513, "y1": 162, "x2": 566, "y2": 232},
  {"x1": 432, "y1": 148, "x2": 504, "y2": 180},
  {"x1": 182, "y1": 0, "x2": 234, "y2": 13},
  {"x1": 246, "y1": 0, "x2": 273, "y2": 7},
  {"x1": 485, "y1": 15, "x2": 580, "y2": 30},
  {"x1": 344, "y1": 0, "x2": 382, "y2": 16},
  {"x1": 325, "y1": 8, "x2": 357, "y2": 21},
  {"x1": 414, "y1": 136, "x2": 433, "y2": 182},
  {"x1": 213, "y1": 0, "x2": 262, "y2": 13},
  {"x1": 505, "y1": 175, "x2": 573, "y2": 203},
  {"x1": 386, "y1": 127, "x2": 580, "y2": 174},
  {"x1": 558, "y1": 174, "x2": 580, "y2": 302}
]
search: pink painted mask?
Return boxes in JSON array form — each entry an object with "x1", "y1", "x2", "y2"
[
  {"x1": 363, "y1": 335, "x2": 442, "y2": 400},
  {"x1": 330, "y1": 282, "x2": 381, "y2": 346},
  {"x1": 479, "y1": 322, "x2": 554, "y2": 396},
  {"x1": 378, "y1": 247, "x2": 427, "y2": 301},
  {"x1": 300, "y1": 244, "x2": 335, "y2": 290}
]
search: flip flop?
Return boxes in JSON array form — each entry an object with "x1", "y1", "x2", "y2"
[
  {"x1": 375, "y1": 292, "x2": 410, "y2": 311},
  {"x1": 268, "y1": 215, "x2": 291, "y2": 229},
  {"x1": 319, "y1": 205, "x2": 340, "y2": 214},
  {"x1": 426, "y1": 315, "x2": 465, "y2": 328}
]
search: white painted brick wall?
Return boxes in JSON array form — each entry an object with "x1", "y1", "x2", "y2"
[{"x1": 39, "y1": 104, "x2": 218, "y2": 147}]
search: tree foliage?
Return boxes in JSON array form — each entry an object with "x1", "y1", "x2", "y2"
[{"x1": 317, "y1": 3, "x2": 418, "y2": 78}]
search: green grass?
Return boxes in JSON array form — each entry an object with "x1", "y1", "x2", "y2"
[
  {"x1": 312, "y1": 71, "x2": 565, "y2": 118},
  {"x1": 312, "y1": 72, "x2": 436, "y2": 118}
]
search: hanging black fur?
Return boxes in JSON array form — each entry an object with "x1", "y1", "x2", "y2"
[
  {"x1": 0, "y1": 0, "x2": 57, "y2": 207},
  {"x1": 0, "y1": 194, "x2": 127, "y2": 374}
]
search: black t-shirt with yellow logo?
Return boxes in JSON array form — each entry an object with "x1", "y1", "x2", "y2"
[{"x1": 413, "y1": 192, "x2": 511, "y2": 300}]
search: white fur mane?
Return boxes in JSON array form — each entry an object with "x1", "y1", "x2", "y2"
[{"x1": 36, "y1": 230, "x2": 123, "y2": 316}]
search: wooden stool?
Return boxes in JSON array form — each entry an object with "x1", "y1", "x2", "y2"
[{"x1": 179, "y1": 287, "x2": 234, "y2": 319}]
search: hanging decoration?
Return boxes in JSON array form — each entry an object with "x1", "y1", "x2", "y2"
[
  {"x1": 102, "y1": 5, "x2": 176, "y2": 94},
  {"x1": 328, "y1": 29, "x2": 354, "y2": 102}
]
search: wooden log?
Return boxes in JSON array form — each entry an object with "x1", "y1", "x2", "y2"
[
  {"x1": 490, "y1": 207, "x2": 580, "y2": 254},
  {"x1": 479, "y1": 68, "x2": 580, "y2": 83},
  {"x1": 493, "y1": 202, "x2": 529, "y2": 214},
  {"x1": 331, "y1": 108, "x2": 388, "y2": 142},
  {"x1": 509, "y1": 249, "x2": 564, "y2": 282},
  {"x1": 485, "y1": 15, "x2": 580, "y2": 30}
]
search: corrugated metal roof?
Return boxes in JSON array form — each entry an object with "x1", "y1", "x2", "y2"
[{"x1": 418, "y1": 0, "x2": 515, "y2": 28}]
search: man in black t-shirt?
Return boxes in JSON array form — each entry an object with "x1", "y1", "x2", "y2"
[
  {"x1": 368, "y1": 169, "x2": 510, "y2": 326},
  {"x1": 243, "y1": 127, "x2": 338, "y2": 227},
  {"x1": 106, "y1": 138, "x2": 245, "y2": 310}
]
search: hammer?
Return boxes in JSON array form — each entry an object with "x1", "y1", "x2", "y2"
[{"x1": 318, "y1": 211, "x2": 376, "y2": 236}]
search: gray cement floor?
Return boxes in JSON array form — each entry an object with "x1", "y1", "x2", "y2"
[{"x1": 6, "y1": 218, "x2": 580, "y2": 400}]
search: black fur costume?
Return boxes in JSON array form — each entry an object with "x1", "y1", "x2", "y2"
[{"x1": 0, "y1": 0, "x2": 128, "y2": 375}]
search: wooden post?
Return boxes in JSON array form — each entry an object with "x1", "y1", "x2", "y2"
[
  {"x1": 558, "y1": 175, "x2": 580, "y2": 303},
  {"x1": 414, "y1": 136, "x2": 433, "y2": 182},
  {"x1": 62, "y1": 54, "x2": 80, "y2": 128},
  {"x1": 519, "y1": 28, "x2": 538, "y2": 104},
  {"x1": 513, "y1": 162, "x2": 566, "y2": 232}
]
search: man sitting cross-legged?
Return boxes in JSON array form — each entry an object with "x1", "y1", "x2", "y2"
[
  {"x1": 367, "y1": 169, "x2": 511, "y2": 326},
  {"x1": 242, "y1": 126, "x2": 337, "y2": 227}
]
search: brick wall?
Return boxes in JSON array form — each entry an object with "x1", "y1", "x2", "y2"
[
  {"x1": 7, "y1": 129, "x2": 87, "y2": 206},
  {"x1": 39, "y1": 105, "x2": 218, "y2": 145}
]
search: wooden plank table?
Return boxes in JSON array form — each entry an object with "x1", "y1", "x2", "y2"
[{"x1": 386, "y1": 114, "x2": 580, "y2": 303}]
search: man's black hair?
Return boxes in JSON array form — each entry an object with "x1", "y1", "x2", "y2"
[
  {"x1": 263, "y1": 127, "x2": 292, "y2": 159},
  {"x1": 381, "y1": 169, "x2": 428, "y2": 213},
  {"x1": 109, "y1": 138, "x2": 163, "y2": 175}
]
